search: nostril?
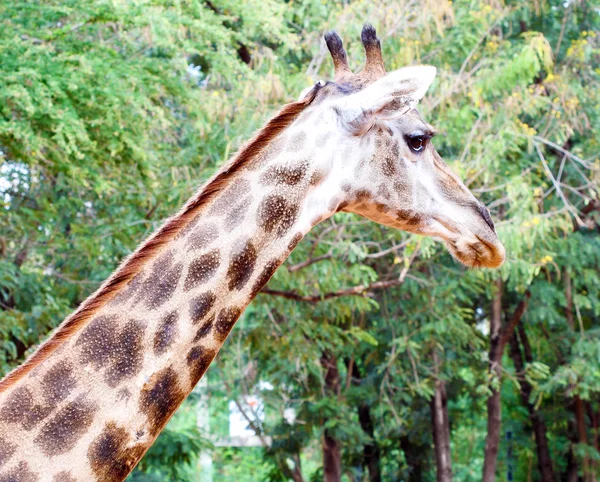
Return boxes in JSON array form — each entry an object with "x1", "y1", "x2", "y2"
[{"x1": 478, "y1": 204, "x2": 496, "y2": 231}]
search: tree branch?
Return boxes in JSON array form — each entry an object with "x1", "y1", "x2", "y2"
[
  {"x1": 287, "y1": 253, "x2": 332, "y2": 273},
  {"x1": 260, "y1": 278, "x2": 405, "y2": 303},
  {"x1": 497, "y1": 291, "x2": 531, "y2": 356}
]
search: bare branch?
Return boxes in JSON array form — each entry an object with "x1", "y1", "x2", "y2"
[
  {"x1": 534, "y1": 142, "x2": 584, "y2": 226},
  {"x1": 532, "y1": 135, "x2": 596, "y2": 169},
  {"x1": 287, "y1": 253, "x2": 332, "y2": 273},
  {"x1": 261, "y1": 278, "x2": 405, "y2": 303}
]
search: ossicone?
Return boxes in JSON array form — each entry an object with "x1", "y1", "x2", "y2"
[{"x1": 324, "y1": 22, "x2": 387, "y2": 85}]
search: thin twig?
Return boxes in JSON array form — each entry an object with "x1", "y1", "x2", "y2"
[
  {"x1": 532, "y1": 135, "x2": 595, "y2": 169},
  {"x1": 534, "y1": 142, "x2": 584, "y2": 226}
]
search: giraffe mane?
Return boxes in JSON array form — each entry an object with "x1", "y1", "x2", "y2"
[{"x1": 0, "y1": 88, "x2": 318, "y2": 393}]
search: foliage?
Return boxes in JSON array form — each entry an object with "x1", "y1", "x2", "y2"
[{"x1": 1, "y1": 0, "x2": 599, "y2": 481}]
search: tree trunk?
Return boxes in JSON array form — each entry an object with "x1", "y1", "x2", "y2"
[
  {"x1": 400, "y1": 435, "x2": 425, "y2": 482},
  {"x1": 348, "y1": 359, "x2": 382, "y2": 482},
  {"x1": 358, "y1": 403, "x2": 382, "y2": 482},
  {"x1": 482, "y1": 282, "x2": 530, "y2": 482},
  {"x1": 564, "y1": 268, "x2": 575, "y2": 329},
  {"x1": 566, "y1": 402, "x2": 579, "y2": 482},
  {"x1": 322, "y1": 353, "x2": 342, "y2": 482},
  {"x1": 564, "y1": 267, "x2": 587, "y2": 482},
  {"x1": 482, "y1": 278, "x2": 504, "y2": 482},
  {"x1": 482, "y1": 389, "x2": 502, "y2": 482},
  {"x1": 509, "y1": 329, "x2": 556, "y2": 481},
  {"x1": 574, "y1": 396, "x2": 592, "y2": 482},
  {"x1": 276, "y1": 453, "x2": 305, "y2": 482},
  {"x1": 323, "y1": 432, "x2": 342, "y2": 482},
  {"x1": 587, "y1": 404, "x2": 599, "y2": 480},
  {"x1": 431, "y1": 377, "x2": 453, "y2": 482}
]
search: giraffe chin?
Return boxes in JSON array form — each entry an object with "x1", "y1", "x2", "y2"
[
  {"x1": 443, "y1": 234, "x2": 505, "y2": 269},
  {"x1": 381, "y1": 216, "x2": 504, "y2": 268},
  {"x1": 423, "y1": 216, "x2": 505, "y2": 269}
]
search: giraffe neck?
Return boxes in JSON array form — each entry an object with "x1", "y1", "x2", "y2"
[{"x1": 0, "y1": 110, "x2": 342, "y2": 481}]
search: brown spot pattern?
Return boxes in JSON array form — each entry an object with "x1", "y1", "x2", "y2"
[
  {"x1": 193, "y1": 313, "x2": 215, "y2": 342},
  {"x1": 185, "y1": 223, "x2": 219, "y2": 251},
  {"x1": 0, "y1": 387, "x2": 50, "y2": 430},
  {"x1": 175, "y1": 212, "x2": 201, "y2": 239},
  {"x1": 396, "y1": 209, "x2": 423, "y2": 226},
  {"x1": 140, "y1": 250, "x2": 175, "y2": 289},
  {"x1": 88, "y1": 422, "x2": 147, "y2": 482},
  {"x1": 76, "y1": 315, "x2": 118, "y2": 368},
  {"x1": 107, "y1": 272, "x2": 143, "y2": 307},
  {"x1": 0, "y1": 462, "x2": 39, "y2": 482},
  {"x1": 153, "y1": 311, "x2": 179, "y2": 355},
  {"x1": 382, "y1": 141, "x2": 399, "y2": 176},
  {"x1": 139, "y1": 367, "x2": 185, "y2": 436},
  {"x1": 210, "y1": 179, "x2": 251, "y2": 215},
  {"x1": 224, "y1": 196, "x2": 253, "y2": 229},
  {"x1": 327, "y1": 197, "x2": 341, "y2": 212},
  {"x1": 248, "y1": 136, "x2": 285, "y2": 170},
  {"x1": 286, "y1": 131, "x2": 307, "y2": 151},
  {"x1": 0, "y1": 437, "x2": 15, "y2": 468},
  {"x1": 187, "y1": 346, "x2": 216, "y2": 385},
  {"x1": 143, "y1": 261, "x2": 183, "y2": 310},
  {"x1": 393, "y1": 180, "x2": 410, "y2": 195},
  {"x1": 184, "y1": 249, "x2": 221, "y2": 291},
  {"x1": 309, "y1": 169, "x2": 326, "y2": 186},
  {"x1": 288, "y1": 232, "x2": 304, "y2": 251},
  {"x1": 251, "y1": 259, "x2": 280, "y2": 296},
  {"x1": 215, "y1": 307, "x2": 242, "y2": 342},
  {"x1": 310, "y1": 213, "x2": 323, "y2": 226},
  {"x1": 105, "y1": 320, "x2": 145, "y2": 387},
  {"x1": 355, "y1": 189, "x2": 371, "y2": 201},
  {"x1": 52, "y1": 471, "x2": 76, "y2": 482},
  {"x1": 377, "y1": 184, "x2": 391, "y2": 200},
  {"x1": 227, "y1": 240, "x2": 257, "y2": 290},
  {"x1": 258, "y1": 194, "x2": 299, "y2": 236},
  {"x1": 260, "y1": 164, "x2": 306, "y2": 186},
  {"x1": 42, "y1": 361, "x2": 77, "y2": 404},
  {"x1": 189, "y1": 292, "x2": 216, "y2": 324},
  {"x1": 34, "y1": 397, "x2": 97, "y2": 456},
  {"x1": 77, "y1": 316, "x2": 145, "y2": 387}
]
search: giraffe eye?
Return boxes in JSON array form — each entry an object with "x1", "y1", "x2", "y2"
[{"x1": 406, "y1": 135, "x2": 429, "y2": 153}]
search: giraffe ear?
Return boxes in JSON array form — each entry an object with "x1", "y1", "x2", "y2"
[{"x1": 337, "y1": 66, "x2": 436, "y2": 132}]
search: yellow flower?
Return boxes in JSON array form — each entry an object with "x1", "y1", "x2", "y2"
[{"x1": 532, "y1": 217, "x2": 540, "y2": 225}]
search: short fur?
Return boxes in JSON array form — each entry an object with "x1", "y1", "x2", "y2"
[{"x1": 0, "y1": 89, "x2": 318, "y2": 393}]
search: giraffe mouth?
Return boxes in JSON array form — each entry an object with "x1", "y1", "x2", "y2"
[
  {"x1": 443, "y1": 232, "x2": 505, "y2": 268},
  {"x1": 430, "y1": 216, "x2": 505, "y2": 268}
]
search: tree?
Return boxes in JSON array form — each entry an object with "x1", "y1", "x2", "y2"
[{"x1": 1, "y1": 0, "x2": 598, "y2": 480}]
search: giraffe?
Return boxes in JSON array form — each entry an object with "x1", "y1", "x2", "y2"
[{"x1": 0, "y1": 24, "x2": 504, "y2": 481}]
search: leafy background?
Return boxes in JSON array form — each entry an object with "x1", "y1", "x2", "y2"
[{"x1": 1, "y1": 0, "x2": 599, "y2": 481}]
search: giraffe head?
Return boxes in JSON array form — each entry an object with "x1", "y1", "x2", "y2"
[{"x1": 294, "y1": 24, "x2": 505, "y2": 268}]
